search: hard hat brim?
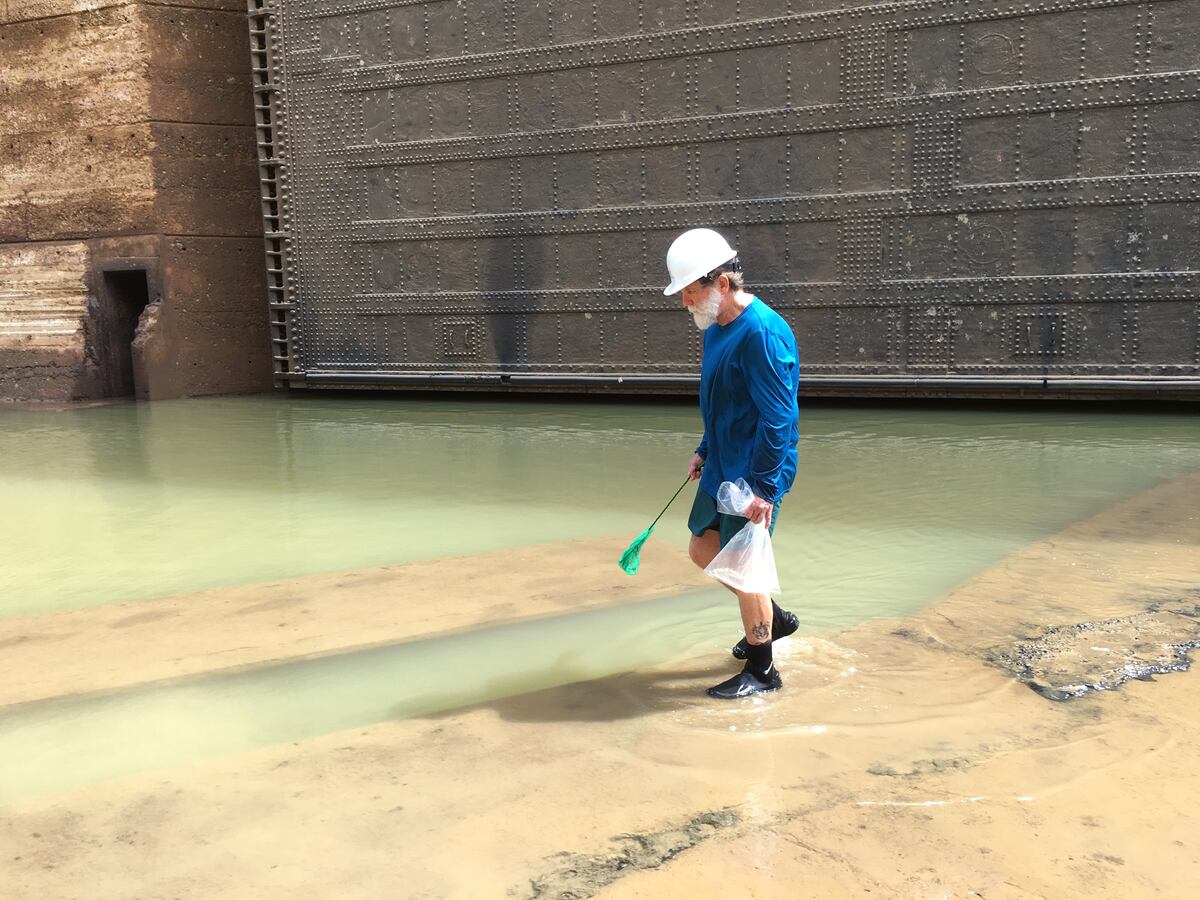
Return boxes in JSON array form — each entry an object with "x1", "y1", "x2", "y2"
[{"x1": 662, "y1": 249, "x2": 738, "y2": 295}]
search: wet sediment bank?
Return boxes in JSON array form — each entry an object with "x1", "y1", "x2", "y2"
[
  {"x1": 898, "y1": 473, "x2": 1200, "y2": 700},
  {"x1": 1, "y1": 474, "x2": 1198, "y2": 897}
]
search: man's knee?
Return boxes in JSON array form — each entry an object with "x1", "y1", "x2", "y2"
[{"x1": 688, "y1": 531, "x2": 719, "y2": 569}]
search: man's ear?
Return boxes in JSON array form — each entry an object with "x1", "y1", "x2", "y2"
[{"x1": 718, "y1": 272, "x2": 729, "y2": 292}]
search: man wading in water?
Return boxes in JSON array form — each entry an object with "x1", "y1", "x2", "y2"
[{"x1": 663, "y1": 228, "x2": 802, "y2": 699}]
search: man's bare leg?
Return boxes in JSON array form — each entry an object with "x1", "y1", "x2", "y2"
[
  {"x1": 707, "y1": 587, "x2": 780, "y2": 698},
  {"x1": 688, "y1": 530, "x2": 722, "y2": 571},
  {"x1": 690, "y1": 531, "x2": 782, "y2": 697},
  {"x1": 690, "y1": 531, "x2": 795, "y2": 658},
  {"x1": 737, "y1": 590, "x2": 772, "y2": 647}
]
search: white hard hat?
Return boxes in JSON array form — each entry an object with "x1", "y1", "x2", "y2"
[{"x1": 662, "y1": 228, "x2": 738, "y2": 295}]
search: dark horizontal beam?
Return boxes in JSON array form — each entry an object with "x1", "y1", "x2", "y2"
[{"x1": 300, "y1": 371, "x2": 1200, "y2": 398}]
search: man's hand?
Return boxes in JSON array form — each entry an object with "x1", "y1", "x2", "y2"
[
  {"x1": 745, "y1": 494, "x2": 773, "y2": 530},
  {"x1": 687, "y1": 453, "x2": 705, "y2": 480}
]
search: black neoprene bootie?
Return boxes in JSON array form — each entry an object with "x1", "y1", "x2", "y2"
[
  {"x1": 731, "y1": 605, "x2": 799, "y2": 660},
  {"x1": 706, "y1": 664, "x2": 783, "y2": 700}
]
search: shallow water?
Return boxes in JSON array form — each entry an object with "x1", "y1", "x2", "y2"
[
  {"x1": 1, "y1": 397, "x2": 1198, "y2": 801},
  {"x1": 2, "y1": 395, "x2": 1197, "y2": 627},
  {"x1": 0, "y1": 589, "x2": 732, "y2": 800}
]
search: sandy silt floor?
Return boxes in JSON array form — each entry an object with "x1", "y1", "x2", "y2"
[{"x1": 0, "y1": 477, "x2": 1198, "y2": 898}]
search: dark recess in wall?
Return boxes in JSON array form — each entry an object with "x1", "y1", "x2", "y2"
[{"x1": 96, "y1": 269, "x2": 150, "y2": 398}]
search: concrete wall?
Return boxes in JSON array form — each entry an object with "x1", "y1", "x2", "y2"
[{"x1": 0, "y1": 0, "x2": 271, "y2": 401}]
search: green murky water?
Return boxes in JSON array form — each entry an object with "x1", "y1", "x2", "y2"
[
  {"x1": 1, "y1": 396, "x2": 1198, "y2": 800},
  {"x1": 2, "y1": 396, "x2": 1197, "y2": 626}
]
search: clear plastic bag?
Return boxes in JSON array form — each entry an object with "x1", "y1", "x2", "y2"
[{"x1": 702, "y1": 479, "x2": 781, "y2": 595}]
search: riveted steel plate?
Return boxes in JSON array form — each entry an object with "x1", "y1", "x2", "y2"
[{"x1": 251, "y1": 0, "x2": 1200, "y2": 397}]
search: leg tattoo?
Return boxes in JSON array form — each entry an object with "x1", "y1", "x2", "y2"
[{"x1": 751, "y1": 621, "x2": 771, "y2": 643}]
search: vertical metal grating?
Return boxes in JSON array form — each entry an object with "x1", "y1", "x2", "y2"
[{"x1": 247, "y1": 0, "x2": 299, "y2": 386}]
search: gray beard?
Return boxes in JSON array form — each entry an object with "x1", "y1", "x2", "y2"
[{"x1": 690, "y1": 295, "x2": 721, "y2": 331}]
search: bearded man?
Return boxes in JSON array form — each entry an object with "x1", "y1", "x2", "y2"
[{"x1": 663, "y1": 228, "x2": 802, "y2": 699}]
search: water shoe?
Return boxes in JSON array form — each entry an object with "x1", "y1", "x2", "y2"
[{"x1": 706, "y1": 664, "x2": 783, "y2": 700}]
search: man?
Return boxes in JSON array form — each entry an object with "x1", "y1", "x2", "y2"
[{"x1": 662, "y1": 228, "x2": 801, "y2": 699}]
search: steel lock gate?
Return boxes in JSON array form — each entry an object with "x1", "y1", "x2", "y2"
[{"x1": 248, "y1": 0, "x2": 1200, "y2": 397}]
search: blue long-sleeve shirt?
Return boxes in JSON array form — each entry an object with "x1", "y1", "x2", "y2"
[{"x1": 696, "y1": 298, "x2": 800, "y2": 504}]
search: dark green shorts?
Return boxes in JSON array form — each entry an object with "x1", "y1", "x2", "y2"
[{"x1": 687, "y1": 485, "x2": 781, "y2": 549}]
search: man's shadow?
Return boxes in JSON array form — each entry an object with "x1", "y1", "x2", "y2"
[{"x1": 419, "y1": 659, "x2": 736, "y2": 725}]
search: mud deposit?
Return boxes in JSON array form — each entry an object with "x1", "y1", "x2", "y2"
[
  {"x1": 525, "y1": 809, "x2": 739, "y2": 899},
  {"x1": 990, "y1": 604, "x2": 1200, "y2": 700}
]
